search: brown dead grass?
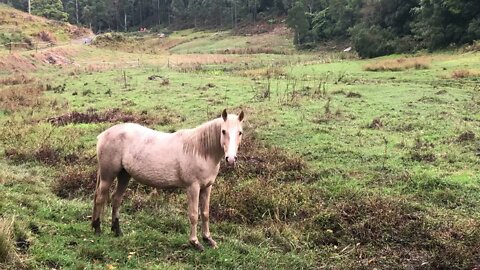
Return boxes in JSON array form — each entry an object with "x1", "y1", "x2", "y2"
[
  {"x1": 0, "y1": 54, "x2": 37, "y2": 73},
  {"x1": 168, "y1": 54, "x2": 235, "y2": 66},
  {"x1": 37, "y1": 30, "x2": 57, "y2": 44},
  {"x1": 52, "y1": 164, "x2": 97, "y2": 199},
  {"x1": 0, "y1": 217, "x2": 25, "y2": 269},
  {"x1": 0, "y1": 73, "x2": 35, "y2": 85},
  {"x1": 364, "y1": 57, "x2": 431, "y2": 71},
  {"x1": 239, "y1": 66, "x2": 287, "y2": 78},
  {"x1": 0, "y1": 84, "x2": 44, "y2": 112},
  {"x1": 47, "y1": 108, "x2": 159, "y2": 126},
  {"x1": 451, "y1": 69, "x2": 480, "y2": 79}
]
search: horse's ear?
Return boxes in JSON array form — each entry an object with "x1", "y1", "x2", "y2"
[
  {"x1": 238, "y1": 110, "x2": 244, "y2": 122},
  {"x1": 222, "y1": 109, "x2": 228, "y2": 121}
]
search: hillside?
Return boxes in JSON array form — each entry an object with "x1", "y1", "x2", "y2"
[{"x1": 0, "y1": 4, "x2": 91, "y2": 48}]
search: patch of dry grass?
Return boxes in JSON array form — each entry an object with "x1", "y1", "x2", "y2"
[
  {"x1": 238, "y1": 66, "x2": 287, "y2": 78},
  {"x1": 364, "y1": 57, "x2": 431, "y2": 71},
  {"x1": 0, "y1": 217, "x2": 23, "y2": 269},
  {"x1": 450, "y1": 69, "x2": 480, "y2": 79},
  {"x1": 0, "y1": 73, "x2": 35, "y2": 85},
  {"x1": 0, "y1": 84, "x2": 44, "y2": 112}
]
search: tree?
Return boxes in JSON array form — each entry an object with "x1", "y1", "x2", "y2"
[
  {"x1": 31, "y1": 0, "x2": 68, "y2": 21},
  {"x1": 287, "y1": 2, "x2": 308, "y2": 44}
]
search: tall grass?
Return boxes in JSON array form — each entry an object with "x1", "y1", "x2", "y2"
[
  {"x1": 0, "y1": 217, "x2": 21, "y2": 268},
  {"x1": 364, "y1": 56, "x2": 431, "y2": 71}
]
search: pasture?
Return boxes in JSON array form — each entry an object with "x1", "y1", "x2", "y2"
[{"x1": 0, "y1": 25, "x2": 480, "y2": 269}]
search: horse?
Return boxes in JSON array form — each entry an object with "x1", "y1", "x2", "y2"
[{"x1": 91, "y1": 109, "x2": 244, "y2": 250}]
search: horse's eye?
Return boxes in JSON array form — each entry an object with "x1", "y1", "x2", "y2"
[
  {"x1": 239, "y1": 131, "x2": 243, "y2": 136},
  {"x1": 222, "y1": 130, "x2": 226, "y2": 135}
]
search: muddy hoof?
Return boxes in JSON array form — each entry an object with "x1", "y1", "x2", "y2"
[
  {"x1": 92, "y1": 218, "x2": 101, "y2": 235},
  {"x1": 190, "y1": 240, "x2": 205, "y2": 251},
  {"x1": 111, "y1": 218, "x2": 122, "y2": 237},
  {"x1": 202, "y1": 236, "x2": 218, "y2": 248}
]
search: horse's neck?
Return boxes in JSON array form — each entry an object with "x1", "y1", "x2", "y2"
[{"x1": 182, "y1": 118, "x2": 224, "y2": 163}]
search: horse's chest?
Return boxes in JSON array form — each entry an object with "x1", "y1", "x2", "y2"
[{"x1": 182, "y1": 162, "x2": 220, "y2": 185}]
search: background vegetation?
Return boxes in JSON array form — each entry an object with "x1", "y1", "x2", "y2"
[{"x1": 2, "y1": 0, "x2": 480, "y2": 57}]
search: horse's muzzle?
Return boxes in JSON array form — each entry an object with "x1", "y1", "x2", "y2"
[{"x1": 225, "y1": 156, "x2": 237, "y2": 167}]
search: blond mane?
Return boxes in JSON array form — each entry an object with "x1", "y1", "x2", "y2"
[{"x1": 182, "y1": 118, "x2": 223, "y2": 159}]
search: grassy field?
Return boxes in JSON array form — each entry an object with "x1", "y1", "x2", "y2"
[{"x1": 1, "y1": 13, "x2": 480, "y2": 269}]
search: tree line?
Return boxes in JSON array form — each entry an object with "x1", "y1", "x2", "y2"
[
  {"x1": 2, "y1": 0, "x2": 480, "y2": 57},
  {"x1": 287, "y1": 0, "x2": 480, "y2": 57}
]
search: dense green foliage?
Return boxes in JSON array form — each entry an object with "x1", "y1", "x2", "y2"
[
  {"x1": 298, "y1": 0, "x2": 480, "y2": 57},
  {"x1": 31, "y1": 0, "x2": 68, "y2": 21},
  {"x1": 2, "y1": 0, "x2": 480, "y2": 56}
]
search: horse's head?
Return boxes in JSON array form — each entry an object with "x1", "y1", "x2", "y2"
[{"x1": 220, "y1": 109, "x2": 244, "y2": 166}]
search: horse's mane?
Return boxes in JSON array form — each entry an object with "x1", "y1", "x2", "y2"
[{"x1": 182, "y1": 118, "x2": 222, "y2": 159}]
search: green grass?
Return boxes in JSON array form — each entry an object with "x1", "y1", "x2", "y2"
[
  {"x1": 1, "y1": 25, "x2": 480, "y2": 269},
  {"x1": 0, "y1": 4, "x2": 90, "y2": 48}
]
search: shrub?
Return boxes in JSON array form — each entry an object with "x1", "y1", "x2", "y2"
[
  {"x1": 52, "y1": 165, "x2": 97, "y2": 199},
  {"x1": 350, "y1": 24, "x2": 396, "y2": 58}
]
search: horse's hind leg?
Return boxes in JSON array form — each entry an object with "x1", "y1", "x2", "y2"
[
  {"x1": 111, "y1": 169, "x2": 130, "y2": 237},
  {"x1": 92, "y1": 169, "x2": 115, "y2": 234}
]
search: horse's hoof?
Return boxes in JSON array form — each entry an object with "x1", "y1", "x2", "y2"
[
  {"x1": 111, "y1": 218, "x2": 122, "y2": 237},
  {"x1": 92, "y1": 218, "x2": 101, "y2": 235},
  {"x1": 202, "y1": 236, "x2": 218, "y2": 248},
  {"x1": 190, "y1": 240, "x2": 205, "y2": 251}
]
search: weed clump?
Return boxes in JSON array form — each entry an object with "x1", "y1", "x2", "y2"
[
  {"x1": 52, "y1": 165, "x2": 97, "y2": 199},
  {"x1": 346, "y1": 91, "x2": 362, "y2": 98},
  {"x1": 457, "y1": 130, "x2": 476, "y2": 142},
  {"x1": 211, "y1": 180, "x2": 317, "y2": 224},
  {"x1": 408, "y1": 137, "x2": 436, "y2": 162},
  {"x1": 0, "y1": 84, "x2": 44, "y2": 112},
  {"x1": 219, "y1": 134, "x2": 313, "y2": 183},
  {"x1": 368, "y1": 118, "x2": 384, "y2": 129},
  {"x1": 37, "y1": 30, "x2": 57, "y2": 44}
]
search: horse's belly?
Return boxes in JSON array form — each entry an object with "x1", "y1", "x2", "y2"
[
  {"x1": 125, "y1": 163, "x2": 187, "y2": 188},
  {"x1": 122, "y1": 147, "x2": 187, "y2": 188}
]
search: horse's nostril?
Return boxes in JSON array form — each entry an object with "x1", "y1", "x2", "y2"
[
  {"x1": 234, "y1": 156, "x2": 238, "y2": 161},
  {"x1": 225, "y1": 157, "x2": 229, "y2": 162}
]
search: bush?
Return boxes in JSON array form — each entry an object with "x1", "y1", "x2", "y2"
[{"x1": 350, "y1": 24, "x2": 396, "y2": 58}]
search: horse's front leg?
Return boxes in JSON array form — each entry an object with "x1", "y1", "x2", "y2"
[
  {"x1": 186, "y1": 184, "x2": 204, "y2": 251},
  {"x1": 200, "y1": 185, "x2": 217, "y2": 248}
]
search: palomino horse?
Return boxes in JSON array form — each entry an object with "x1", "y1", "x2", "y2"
[{"x1": 91, "y1": 109, "x2": 244, "y2": 250}]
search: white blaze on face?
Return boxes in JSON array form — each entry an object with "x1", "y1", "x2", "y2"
[{"x1": 226, "y1": 127, "x2": 238, "y2": 165}]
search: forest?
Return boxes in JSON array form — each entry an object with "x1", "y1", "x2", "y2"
[{"x1": 2, "y1": 0, "x2": 480, "y2": 57}]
